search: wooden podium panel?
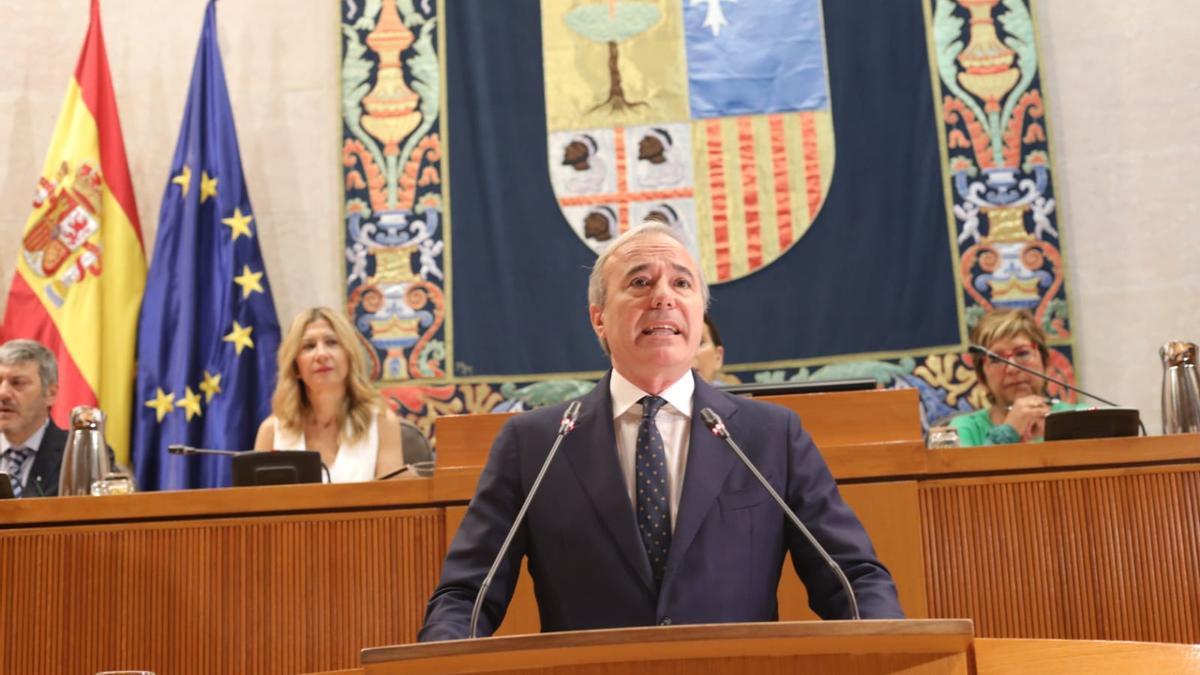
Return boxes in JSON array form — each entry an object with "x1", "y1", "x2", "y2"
[
  {"x1": 348, "y1": 625, "x2": 1199, "y2": 675},
  {"x1": 778, "y1": 481, "x2": 928, "y2": 621},
  {"x1": 361, "y1": 620, "x2": 974, "y2": 675},
  {"x1": 435, "y1": 389, "x2": 927, "y2": 477},
  {"x1": 972, "y1": 637, "x2": 1200, "y2": 674},
  {"x1": 920, "y1": 463, "x2": 1200, "y2": 643},
  {"x1": 0, "y1": 493, "x2": 447, "y2": 675}
]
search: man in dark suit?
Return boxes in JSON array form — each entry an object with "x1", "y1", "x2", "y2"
[
  {"x1": 0, "y1": 340, "x2": 68, "y2": 497},
  {"x1": 419, "y1": 224, "x2": 902, "y2": 641}
]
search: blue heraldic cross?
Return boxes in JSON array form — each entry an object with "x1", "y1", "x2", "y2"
[{"x1": 133, "y1": 0, "x2": 281, "y2": 491}]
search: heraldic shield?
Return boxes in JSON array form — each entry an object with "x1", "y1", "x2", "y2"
[{"x1": 543, "y1": 0, "x2": 834, "y2": 284}]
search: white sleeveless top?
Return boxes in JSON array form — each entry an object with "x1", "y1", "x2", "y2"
[{"x1": 272, "y1": 414, "x2": 379, "y2": 483}]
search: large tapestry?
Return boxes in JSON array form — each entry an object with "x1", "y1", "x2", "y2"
[{"x1": 339, "y1": 0, "x2": 1075, "y2": 439}]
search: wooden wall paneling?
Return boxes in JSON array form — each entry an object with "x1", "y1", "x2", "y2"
[
  {"x1": 0, "y1": 508, "x2": 445, "y2": 675},
  {"x1": 436, "y1": 414, "x2": 509, "y2": 470},
  {"x1": 920, "y1": 466, "x2": 1200, "y2": 644},
  {"x1": 762, "y1": 389, "x2": 923, "y2": 447}
]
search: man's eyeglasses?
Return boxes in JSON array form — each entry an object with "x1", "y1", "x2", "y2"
[{"x1": 984, "y1": 347, "x2": 1040, "y2": 367}]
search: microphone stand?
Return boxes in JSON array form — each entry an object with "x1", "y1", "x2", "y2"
[
  {"x1": 169, "y1": 445, "x2": 334, "y2": 483},
  {"x1": 167, "y1": 444, "x2": 241, "y2": 457},
  {"x1": 968, "y1": 344, "x2": 1147, "y2": 436},
  {"x1": 468, "y1": 401, "x2": 582, "y2": 639},
  {"x1": 969, "y1": 345, "x2": 1119, "y2": 407},
  {"x1": 700, "y1": 408, "x2": 861, "y2": 621}
]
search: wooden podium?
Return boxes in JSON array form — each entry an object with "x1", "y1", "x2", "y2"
[
  {"x1": 358, "y1": 620, "x2": 975, "y2": 674},
  {"x1": 351, "y1": 620, "x2": 1200, "y2": 675}
]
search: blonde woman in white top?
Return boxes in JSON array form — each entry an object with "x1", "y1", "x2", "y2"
[{"x1": 254, "y1": 307, "x2": 411, "y2": 482}]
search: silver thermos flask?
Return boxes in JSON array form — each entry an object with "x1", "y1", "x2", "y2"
[
  {"x1": 58, "y1": 406, "x2": 112, "y2": 496},
  {"x1": 1160, "y1": 341, "x2": 1200, "y2": 434}
]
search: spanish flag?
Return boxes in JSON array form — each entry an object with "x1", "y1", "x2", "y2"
[{"x1": 2, "y1": 0, "x2": 146, "y2": 466}]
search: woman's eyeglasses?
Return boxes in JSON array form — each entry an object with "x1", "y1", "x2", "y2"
[{"x1": 985, "y1": 347, "x2": 1039, "y2": 367}]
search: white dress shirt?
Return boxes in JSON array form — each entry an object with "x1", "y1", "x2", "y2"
[
  {"x1": 610, "y1": 369, "x2": 694, "y2": 532},
  {"x1": 1, "y1": 419, "x2": 49, "y2": 490}
]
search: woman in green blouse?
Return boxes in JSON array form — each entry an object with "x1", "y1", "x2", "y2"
[{"x1": 951, "y1": 309, "x2": 1082, "y2": 446}]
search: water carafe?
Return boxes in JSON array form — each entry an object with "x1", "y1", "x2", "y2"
[
  {"x1": 1160, "y1": 341, "x2": 1200, "y2": 434},
  {"x1": 58, "y1": 406, "x2": 111, "y2": 496}
]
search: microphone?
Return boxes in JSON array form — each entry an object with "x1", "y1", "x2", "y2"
[
  {"x1": 168, "y1": 444, "x2": 241, "y2": 457},
  {"x1": 967, "y1": 344, "x2": 1122, "y2": 407},
  {"x1": 700, "y1": 407, "x2": 861, "y2": 621},
  {"x1": 468, "y1": 400, "x2": 582, "y2": 639},
  {"x1": 169, "y1": 445, "x2": 334, "y2": 484}
]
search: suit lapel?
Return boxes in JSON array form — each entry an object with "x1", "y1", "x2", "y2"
[
  {"x1": 563, "y1": 372, "x2": 656, "y2": 593},
  {"x1": 662, "y1": 378, "x2": 740, "y2": 585}
]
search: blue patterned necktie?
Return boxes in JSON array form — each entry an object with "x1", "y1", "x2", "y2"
[
  {"x1": 2, "y1": 447, "x2": 33, "y2": 498},
  {"x1": 635, "y1": 395, "x2": 671, "y2": 587}
]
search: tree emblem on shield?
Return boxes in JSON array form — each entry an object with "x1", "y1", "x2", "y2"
[{"x1": 543, "y1": 0, "x2": 835, "y2": 284}]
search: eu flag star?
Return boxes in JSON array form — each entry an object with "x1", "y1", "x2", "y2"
[
  {"x1": 222, "y1": 321, "x2": 255, "y2": 355},
  {"x1": 172, "y1": 165, "x2": 192, "y2": 197},
  {"x1": 199, "y1": 370, "x2": 222, "y2": 402},
  {"x1": 145, "y1": 388, "x2": 176, "y2": 423},
  {"x1": 233, "y1": 265, "x2": 264, "y2": 299},
  {"x1": 221, "y1": 207, "x2": 254, "y2": 241},
  {"x1": 176, "y1": 386, "x2": 203, "y2": 421},
  {"x1": 200, "y1": 171, "x2": 218, "y2": 204}
]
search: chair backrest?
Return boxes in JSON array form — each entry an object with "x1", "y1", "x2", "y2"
[{"x1": 399, "y1": 419, "x2": 434, "y2": 466}]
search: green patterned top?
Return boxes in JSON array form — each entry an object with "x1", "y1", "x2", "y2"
[{"x1": 949, "y1": 401, "x2": 1088, "y2": 447}]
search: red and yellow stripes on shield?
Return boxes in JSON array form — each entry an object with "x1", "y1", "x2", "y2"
[
  {"x1": 695, "y1": 111, "x2": 834, "y2": 283},
  {"x1": 2, "y1": 0, "x2": 146, "y2": 465}
]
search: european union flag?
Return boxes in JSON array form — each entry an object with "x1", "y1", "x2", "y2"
[{"x1": 132, "y1": 0, "x2": 280, "y2": 490}]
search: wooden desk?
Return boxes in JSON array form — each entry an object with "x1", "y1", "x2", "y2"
[{"x1": 1, "y1": 388, "x2": 1197, "y2": 674}]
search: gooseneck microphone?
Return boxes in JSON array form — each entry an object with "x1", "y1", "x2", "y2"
[
  {"x1": 700, "y1": 407, "x2": 861, "y2": 621},
  {"x1": 168, "y1": 444, "x2": 241, "y2": 457},
  {"x1": 468, "y1": 400, "x2": 582, "y2": 639},
  {"x1": 967, "y1": 344, "x2": 1121, "y2": 407},
  {"x1": 168, "y1": 445, "x2": 333, "y2": 483}
]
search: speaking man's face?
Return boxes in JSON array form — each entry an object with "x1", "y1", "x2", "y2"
[
  {"x1": 590, "y1": 233, "x2": 705, "y2": 391},
  {"x1": 0, "y1": 360, "x2": 56, "y2": 445}
]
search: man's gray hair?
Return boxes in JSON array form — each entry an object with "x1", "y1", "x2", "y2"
[
  {"x1": 586, "y1": 222, "x2": 710, "y2": 310},
  {"x1": 0, "y1": 340, "x2": 58, "y2": 390}
]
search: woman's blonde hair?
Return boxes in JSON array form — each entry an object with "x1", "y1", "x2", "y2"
[
  {"x1": 971, "y1": 308, "x2": 1051, "y2": 403},
  {"x1": 271, "y1": 306, "x2": 383, "y2": 443}
]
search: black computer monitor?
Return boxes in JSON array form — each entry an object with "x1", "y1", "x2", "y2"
[
  {"x1": 231, "y1": 451, "x2": 323, "y2": 487},
  {"x1": 721, "y1": 378, "x2": 878, "y2": 397},
  {"x1": 1044, "y1": 408, "x2": 1141, "y2": 442}
]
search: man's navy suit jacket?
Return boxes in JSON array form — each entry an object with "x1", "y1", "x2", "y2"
[
  {"x1": 24, "y1": 422, "x2": 67, "y2": 497},
  {"x1": 419, "y1": 373, "x2": 903, "y2": 641}
]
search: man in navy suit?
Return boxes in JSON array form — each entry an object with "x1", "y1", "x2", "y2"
[
  {"x1": 0, "y1": 340, "x2": 68, "y2": 497},
  {"x1": 419, "y1": 224, "x2": 902, "y2": 641}
]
